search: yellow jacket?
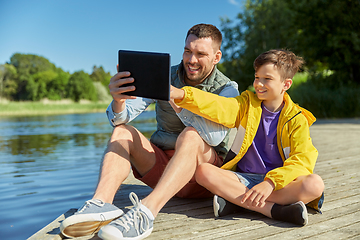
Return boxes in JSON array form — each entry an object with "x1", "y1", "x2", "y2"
[{"x1": 175, "y1": 87, "x2": 318, "y2": 191}]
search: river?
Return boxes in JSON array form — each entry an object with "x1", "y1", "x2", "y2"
[{"x1": 0, "y1": 111, "x2": 156, "y2": 240}]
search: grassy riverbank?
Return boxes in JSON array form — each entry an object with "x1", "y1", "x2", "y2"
[
  {"x1": 0, "y1": 100, "x2": 108, "y2": 117},
  {"x1": 0, "y1": 99, "x2": 156, "y2": 117}
]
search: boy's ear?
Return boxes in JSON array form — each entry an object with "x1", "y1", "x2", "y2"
[{"x1": 283, "y1": 78, "x2": 292, "y2": 91}]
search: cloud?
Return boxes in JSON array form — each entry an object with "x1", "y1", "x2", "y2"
[{"x1": 228, "y1": 0, "x2": 239, "y2": 5}]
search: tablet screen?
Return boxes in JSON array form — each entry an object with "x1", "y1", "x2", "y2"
[{"x1": 118, "y1": 50, "x2": 171, "y2": 101}]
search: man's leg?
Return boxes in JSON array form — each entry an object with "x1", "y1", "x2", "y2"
[
  {"x1": 141, "y1": 127, "x2": 217, "y2": 217},
  {"x1": 61, "y1": 124, "x2": 158, "y2": 238},
  {"x1": 195, "y1": 163, "x2": 324, "y2": 222},
  {"x1": 98, "y1": 127, "x2": 218, "y2": 240},
  {"x1": 93, "y1": 124, "x2": 158, "y2": 203}
]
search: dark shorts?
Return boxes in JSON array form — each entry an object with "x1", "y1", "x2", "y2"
[{"x1": 132, "y1": 143, "x2": 223, "y2": 198}]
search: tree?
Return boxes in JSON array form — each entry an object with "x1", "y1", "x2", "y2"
[
  {"x1": 47, "y1": 69, "x2": 70, "y2": 100},
  {"x1": 287, "y1": 0, "x2": 360, "y2": 86},
  {"x1": 67, "y1": 71, "x2": 97, "y2": 102},
  {"x1": 220, "y1": 0, "x2": 360, "y2": 90},
  {"x1": 0, "y1": 64, "x2": 18, "y2": 100},
  {"x1": 90, "y1": 65, "x2": 112, "y2": 87},
  {"x1": 9, "y1": 53, "x2": 58, "y2": 100},
  {"x1": 28, "y1": 70, "x2": 58, "y2": 101}
]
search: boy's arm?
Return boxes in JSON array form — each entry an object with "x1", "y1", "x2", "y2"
[
  {"x1": 169, "y1": 84, "x2": 239, "y2": 146},
  {"x1": 172, "y1": 86, "x2": 241, "y2": 128},
  {"x1": 241, "y1": 179, "x2": 275, "y2": 208}
]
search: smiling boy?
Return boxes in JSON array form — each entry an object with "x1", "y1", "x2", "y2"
[{"x1": 171, "y1": 49, "x2": 325, "y2": 225}]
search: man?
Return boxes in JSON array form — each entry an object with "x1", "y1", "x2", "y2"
[{"x1": 60, "y1": 23, "x2": 239, "y2": 240}]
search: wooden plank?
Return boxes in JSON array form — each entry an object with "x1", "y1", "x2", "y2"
[{"x1": 29, "y1": 122, "x2": 360, "y2": 239}]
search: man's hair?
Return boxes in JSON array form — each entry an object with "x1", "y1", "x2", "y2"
[
  {"x1": 253, "y1": 49, "x2": 305, "y2": 80},
  {"x1": 186, "y1": 23, "x2": 222, "y2": 50}
]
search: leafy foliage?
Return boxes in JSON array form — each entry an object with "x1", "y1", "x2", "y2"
[
  {"x1": 67, "y1": 71, "x2": 97, "y2": 102},
  {"x1": 90, "y1": 66, "x2": 112, "y2": 87},
  {"x1": 0, "y1": 53, "x2": 112, "y2": 102},
  {"x1": 220, "y1": 0, "x2": 360, "y2": 90},
  {"x1": 219, "y1": 0, "x2": 360, "y2": 117}
]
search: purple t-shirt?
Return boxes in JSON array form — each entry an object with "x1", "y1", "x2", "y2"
[{"x1": 237, "y1": 103, "x2": 283, "y2": 174}]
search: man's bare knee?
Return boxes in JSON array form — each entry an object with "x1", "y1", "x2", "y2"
[
  {"x1": 106, "y1": 125, "x2": 139, "y2": 157},
  {"x1": 195, "y1": 163, "x2": 213, "y2": 187},
  {"x1": 110, "y1": 125, "x2": 135, "y2": 142},
  {"x1": 176, "y1": 127, "x2": 203, "y2": 147}
]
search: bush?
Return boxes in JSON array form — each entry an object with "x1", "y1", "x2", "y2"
[
  {"x1": 67, "y1": 71, "x2": 97, "y2": 102},
  {"x1": 93, "y1": 82, "x2": 112, "y2": 102},
  {"x1": 289, "y1": 80, "x2": 360, "y2": 118}
]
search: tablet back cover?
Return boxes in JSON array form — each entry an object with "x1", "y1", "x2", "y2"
[{"x1": 118, "y1": 50, "x2": 170, "y2": 101}]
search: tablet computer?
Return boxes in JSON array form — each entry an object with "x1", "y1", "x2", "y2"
[{"x1": 118, "y1": 50, "x2": 171, "y2": 101}]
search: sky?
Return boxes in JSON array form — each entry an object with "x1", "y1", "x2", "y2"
[{"x1": 0, "y1": 0, "x2": 243, "y2": 76}]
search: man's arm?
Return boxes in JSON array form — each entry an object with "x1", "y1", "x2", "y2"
[
  {"x1": 106, "y1": 70, "x2": 155, "y2": 127},
  {"x1": 170, "y1": 81, "x2": 239, "y2": 146},
  {"x1": 106, "y1": 98, "x2": 154, "y2": 127}
]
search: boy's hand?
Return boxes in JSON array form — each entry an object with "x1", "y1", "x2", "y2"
[
  {"x1": 170, "y1": 85, "x2": 185, "y2": 100},
  {"x1": 241, "y1": 179, "x2": 275, "y2": 208},
  {"x1": 169, "y1": 86, "x2": 184, "y2": 113}
]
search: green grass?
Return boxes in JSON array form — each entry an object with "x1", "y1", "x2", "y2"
[
  {"x1": 0, "y1": 100, "x2": 109, "y2": 117},
  {"x1": 0, "y1": 100, "x2": 156, "y2": 117}
]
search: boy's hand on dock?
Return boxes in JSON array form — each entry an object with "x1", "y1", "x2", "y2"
[{"x1": 241, "y1": 179, "x2": 275, "y2": 208}]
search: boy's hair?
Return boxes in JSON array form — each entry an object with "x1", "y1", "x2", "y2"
[
  {"x1": 253, "y1": 49, "x2": 304, "y2": 80},
  {"x1": 186, "y1": 23, "x2": 222, "y2": 50}
]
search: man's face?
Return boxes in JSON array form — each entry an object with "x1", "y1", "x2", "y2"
[{"x1": 182, "y1": 34, "x2": 221, "y2": 86}]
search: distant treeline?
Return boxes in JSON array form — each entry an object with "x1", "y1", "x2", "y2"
[{"x1": 0, "y1": 53, "x2": 112, "y2": 102}]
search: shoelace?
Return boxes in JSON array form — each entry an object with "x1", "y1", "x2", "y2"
[
  {"x1": 113, "y1": 192, "x2": 150, "y2": 235},
  {"x1": 77, "y1": 199, "x2": 104, "y2": 213}
]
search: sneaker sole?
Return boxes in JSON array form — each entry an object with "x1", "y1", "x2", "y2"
[
  {"x1": 60, "y1": 209, "x2": 124, "y2": 238},
  {"x1": 98, "y1": 225, "x2": 153, "y2": 240},
  {"x1": 62, "y1": 218, "x2": 116, "y2": 238},
  {"x1": 213, "y1": 195, "x2": 220, "y2": 218},
  {"x1": 297, "y1": 201, "x2": 308, "y2": 226}
]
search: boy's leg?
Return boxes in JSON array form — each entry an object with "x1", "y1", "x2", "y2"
[
  {"x1": 195, "y1": 163, "x2": 324, "y2": 225},
  {"x1": 195, "y1": 163, "x2": 273, "y2": 217},
  {"x1": 196, "y1": 164, "x2": 324, "y2": 225},
  {"x1": 266, "y1": 174, "x2": 324, "y2": 205}
]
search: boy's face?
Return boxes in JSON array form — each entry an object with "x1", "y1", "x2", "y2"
[
  {"x1": 182, "y1": 34, "x2": 221, "y2": 86},
  {"x1": 253, "y1": 63, "x2": 292, "y2": 112}
]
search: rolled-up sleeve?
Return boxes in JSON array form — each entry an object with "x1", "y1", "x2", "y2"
[{"x1": 106, "y1": 97, "x2": 155, "y2": 127}]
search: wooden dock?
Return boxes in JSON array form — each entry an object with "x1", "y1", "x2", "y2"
[{"x1": 29, "y1": 120, "x2": 360, "y2": 240}]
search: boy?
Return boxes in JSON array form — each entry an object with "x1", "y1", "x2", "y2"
[{"x1": 170, "y1": 49, "x2": 324, "y2": 226}]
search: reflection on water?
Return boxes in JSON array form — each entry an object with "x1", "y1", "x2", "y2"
[{"x1": 0, "y1": 111, "x2": 156, "y2": 240}]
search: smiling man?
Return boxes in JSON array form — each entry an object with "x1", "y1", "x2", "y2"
[{"x1": 60, "y1": 23, "x2": 239, "y2": 240}]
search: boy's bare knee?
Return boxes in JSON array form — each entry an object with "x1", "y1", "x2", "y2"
[{"x1": 303, "y1": 174, "x2": 325, "y2": 197}]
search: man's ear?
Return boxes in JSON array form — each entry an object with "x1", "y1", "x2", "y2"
[
  {"x1": 284, "y1": 78, "x2": 293, "y2": 91},
  {"x1": 213, "y1": 50, "x2": 222, "y2": 65}
]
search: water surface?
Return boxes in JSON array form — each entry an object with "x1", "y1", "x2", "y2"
[{"x1": 0, "y1": 111, "x2": 156, "y2": 240}]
